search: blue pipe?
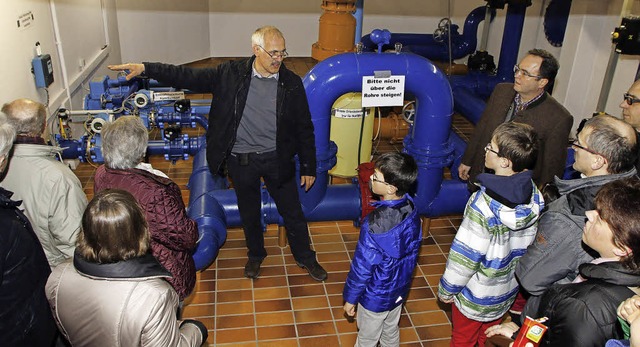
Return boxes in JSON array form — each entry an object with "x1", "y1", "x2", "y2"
[
  {"x1": 187, "y1": 50, "x2": 473, "y2": 270},
  {"x1": 303, "y1": 51, "x2": 469, "y2": 217},
  {"x1": 354, "y1": 0, "x2": 364, "y2": 45},
  {"x1": 360, "y1": 6, "x2": 490, "y2": 61},
  {"x1": 155, "y1": 111, "x2": 209, "y2": 130},
  {"x1": 451, "y1": 3, "x2": 528, "y2": 123}
]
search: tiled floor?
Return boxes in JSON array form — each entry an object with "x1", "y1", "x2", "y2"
[{"x1": 72, "y1": 57, "x2": 478, "y2": 346}]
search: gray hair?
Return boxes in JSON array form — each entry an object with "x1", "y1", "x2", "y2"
[
  {"x1": 1, "y1": 99, "x2": 46, "y2": 136},
  {"x1": 101, "y1": 116, "x2": 148, "y2": 169},
  {"x1": 251, "y1": 26, "x2": 284, "y2": 47},
  {"x1": 584, "y1": 114, "x2": 638, "y2": 174},
  {"x1": 0, "y1": 112, "x2": 16, "y2": 158}
]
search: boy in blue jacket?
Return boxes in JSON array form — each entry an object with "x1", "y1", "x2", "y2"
[{"x1": 343, "y1": 152, "x2": 421, "y2": 347}]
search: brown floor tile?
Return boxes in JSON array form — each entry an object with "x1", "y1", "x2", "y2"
[
  {"x1": 320, "y1": 261, "x2": 351, "y2": 272},
  {"x1": 313, "y1": 242, "x2": 347, "y2": 252},
  {"x1": 254, "y1": 298, "x2": 292, "y2": 313},
  {"x1": 325, "y1": 282, "x2": 345, "y2": 295},
  {"x1": 299, "y1": 335, "x2": 341, "y2": 346},
  {"x1": 405, "y1": 298, "x2": 442, "y2": 313},
  {"x1": 254, "y1": 286, "x2": 290, "y2": 300},
  {"x1": 290, "y1": 284, "x2": 326, "y2": 297},
  {"x1": 216, "y1": 314, "x2": 254, "y2": 329},
  {"x1": 415, "y1": 324, "x2": 453, "y2": 340},
  {"x1": 311, "y1": 234, "x2": 344, "y2": 243},
  {"x1": 317, "y1": 252, "x2": 351, "y2": 262},
  {"x1": 335, "y1": 318, "x2": 358, "y2": 334},
  {"x1": 257, "y1": 324, "x2": 297, "y2": 340},
  {"x1": 292, "y1": 296, "x2": 330, "y2": 310},
  {"x1": 216, "y1": 301, "x2": 254, "y2": 316},
  {"x1": 399, "y1": 327, "x2": 420, "y2": 342},
  {"x1": 215, "y1": 327, "x2": 256, "y2": 344},
  {"x1": 256, "y1": 311, "x2": 295, "y2": 326},
  {"x1": 410, "y1": 310, "x2": 450, "y2": 326},
  {"x1": 253, "y1": 276, "x2": 288, "y2": 289},
  {"x1": 217, "y1": 278, "x2": 253, "y2": 291},
  {"x1": 258, "y1": 339, "x2": 299, "y2": 347},
  {"x1": 217, "y1": 289, "x2": 252, "y2": 303},
  {"x1": 181, "y1": 303, "x2": 214, "y2": 318},
  {"x1": 294, "y1": 308, "x2": 333, "y2": 323},
  {"x1": 297, "y1": 321, "x2": 337, "y2": 337},
  {"x1": 189, "y1": 291, "x2": 215, "y2": 305},
  {"x1": 217, "y1": 258, "x2": 247, "y2": 268}
]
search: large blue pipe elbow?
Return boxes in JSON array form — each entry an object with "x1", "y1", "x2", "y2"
[
  {"x1": 360, "y1": 6, "x2": 490, "y2": 60},
  {"x1": 188, "y1": 194, "x2": 227, "y2": 270},
  {"x1": 304, "y1": 51, "x2": 468, "y2": 217}
]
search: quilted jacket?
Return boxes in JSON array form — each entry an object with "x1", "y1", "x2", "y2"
[
  {"x1": 343, "y1": 194, "x2": 422, "y2": 312},
  {"x1": 94, "y1": 165, "x2": 198, "y2": 299}
]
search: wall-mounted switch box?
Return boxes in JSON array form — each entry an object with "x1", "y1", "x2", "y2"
[{"x1": 32, "y1": 54, "x2": 54, "y2": 88}]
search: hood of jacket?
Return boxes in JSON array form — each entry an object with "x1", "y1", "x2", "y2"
[
  {"x1": 73, "y1": 252, "x2": 171, "y2": 281},
  {"x1": 474, "y1": 172, "x2": 544, "y2": 230},
  {"x1": 554, "y1": 168, "x2": 637, "y2": 216},
  {"x1": 367, "y1": 194, "x2": 419, "y2": 259},
  {"x1": 11, "y1": 143, "x2": 63, "y2": 157},
  {"x1": 579, "y1": 261, "x2": 640, "y2": 287},
  {"x1": 476, "y1": 171, "x2": 534, "y2": 208}
]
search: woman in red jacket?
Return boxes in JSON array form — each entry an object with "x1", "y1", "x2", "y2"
[{"x1": 94, "y1": 116, "x2": 198, "y2": 300}]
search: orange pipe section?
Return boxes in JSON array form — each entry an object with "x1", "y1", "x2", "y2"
[
  {"x1": 373, "y1": 113, "x2": 410, "y2": 144},
  {"x1": 312, "y1": 0, "x2": 357, "y2": 61}
]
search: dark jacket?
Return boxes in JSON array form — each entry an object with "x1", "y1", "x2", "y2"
[
  {"x1": 516, "y1": 169, "x2": 637, "y2": 296},
  {"x1": 461, "y1": 83, "x2": 573, "y2": 186},
  {"x1": 94, "y1": 166, "x2": 198, "y2": 299},
  {"x1": 0, "y1": 187, "x2": 56, "y2": 346},
  {"x1": 536, "y1": 261, "x2": 640, "y2": 347},
  {"x1": 144, "y1": 58, "x2": 316, "y2": 182},
  {"x1": 343, "y1": 194, "x2": 422, "y2": 312}
]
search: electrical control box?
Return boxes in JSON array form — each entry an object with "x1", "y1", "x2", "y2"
[{"x1": 32, "y1": 54, "x2": 54, "y2": 88}]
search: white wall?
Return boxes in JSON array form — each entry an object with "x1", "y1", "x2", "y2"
[
  {"x1": 3, "y1": 0, "x2": 640, "y2": 137},
  {"x1": 554, "y1": 0, "x2": 640, "y2": 136},
  {"x1": 0, "y1": 0, "x2": 122, "y2": 115},
  {"x1": 116, "y1": 0, "x2": 210, "y2": 64}
]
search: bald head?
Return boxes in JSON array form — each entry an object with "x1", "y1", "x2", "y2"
[
  {"x1": 583, "y1": 114, "x2": 637, "y2": 174},
  {"x1": 1, "y1": 99, "x2": 46, "y2": 137}
]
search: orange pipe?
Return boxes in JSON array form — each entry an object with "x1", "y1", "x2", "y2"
[
  {"x1": 373, "y1": 113, "x2": 410, "y2": 144},
  {"x1": 312, "y1": 0, "x2": 357, "y2": 61}
]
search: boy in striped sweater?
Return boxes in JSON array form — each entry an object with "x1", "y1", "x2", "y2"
[{"x1": 438, "y1": 122, "x2": 545, "y2": 347}]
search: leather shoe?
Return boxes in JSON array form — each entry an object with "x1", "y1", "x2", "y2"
[
  {"x1": 296, "y1": 260, "x2": 328, "y2": 281},
  {"x1": 244, "y1": 259, "x2": 262, "y2": 279}
]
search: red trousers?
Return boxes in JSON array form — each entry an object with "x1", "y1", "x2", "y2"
[{"x1": 450, "y1": 304, "x2": 501, "y2": 347}]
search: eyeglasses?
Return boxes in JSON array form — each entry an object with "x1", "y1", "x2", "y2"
[
  {"x1": 513, "y1": 65, "x2": 542, "y2": 80},
  {"x1": 484, "y1": 143, "x2": 500, "y2": 156},
  {"x1": 371, "y1": 173, "x2": 391, "y2": 186},
  {"x1": 572, "y1": 139, "x2": 604, "y2": 157},
  {"x1": 623, "y1": 93, "x2": 640, "y2": 105},
  {"x1": 258, "y1": 45, "x2": 288, "y2": 59}
]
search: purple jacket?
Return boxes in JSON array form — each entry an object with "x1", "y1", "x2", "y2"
[{"x1": 94, "y1": 165, "x2": 198, "y2": 299}]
